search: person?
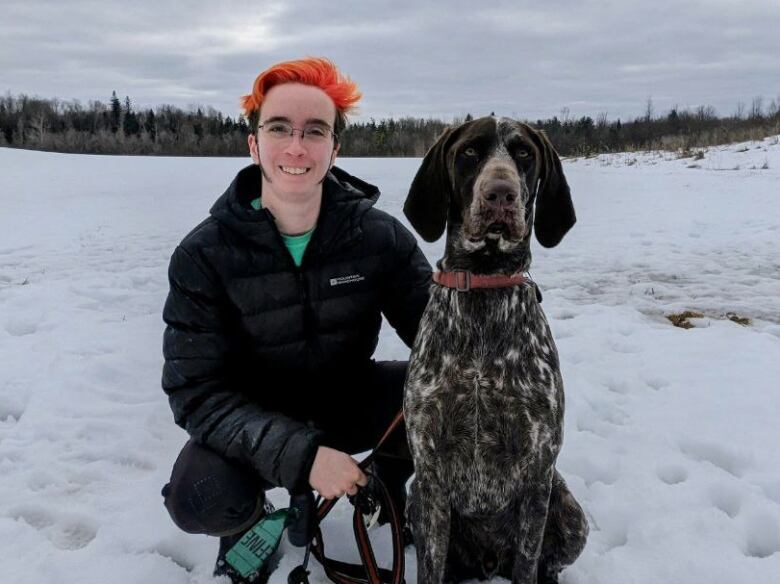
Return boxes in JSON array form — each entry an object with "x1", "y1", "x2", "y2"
[{"x1": 159, "y1": 57, "x2": 432, "y2": 582}]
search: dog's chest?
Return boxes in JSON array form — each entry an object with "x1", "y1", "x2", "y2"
[{"x1": 405, "y1": 285, "x2": 564, "y2": 513}]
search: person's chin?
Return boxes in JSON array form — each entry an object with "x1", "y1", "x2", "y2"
[{"x1": 276, "y1": 178, "x2": 321, "y2": 198}]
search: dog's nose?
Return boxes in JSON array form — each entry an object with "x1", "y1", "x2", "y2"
[{"x1": 482, "y1": 179, "x2": 519, "y2": 210}]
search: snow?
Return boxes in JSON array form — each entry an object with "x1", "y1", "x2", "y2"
[{"x1": 1, "y1": 136, "x2": 779, "y2": 583}]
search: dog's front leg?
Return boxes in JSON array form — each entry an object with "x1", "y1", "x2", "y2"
[
  {"x1": 409, "y1": 470, "x2": 451, "y2": 584},
  {"x1": 511, "y1": 467, "x2": 555, "y2": 584}
]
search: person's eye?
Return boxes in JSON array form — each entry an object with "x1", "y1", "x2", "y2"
[
  {"x1": 266, "y1": 123, "x2": 290, "y2": 134},
  {"x1": 305, "y1": 126, "x2": 328, "y2": 138}
]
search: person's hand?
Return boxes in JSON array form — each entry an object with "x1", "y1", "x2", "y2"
[{"x1": 308, "y1": 446, "x2": 368, "y2": 500}]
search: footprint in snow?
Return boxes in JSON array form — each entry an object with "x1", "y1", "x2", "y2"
[
  {"x1": 603, "y1": 526, "x2": 629, "y2": 552},
  {"x1": 586, "y1": 396, "x2": 630, "y2": 426},
  {"x1": 3, "y1": 314, "x2": 40, "y2": 336},
  {"x1": 0, "y1": 395, "x2": 26, "y2": 426},
  {"x1": 679, "y1": 440, "x2": 752, "y2": 478},
  {"x1": 575, "y1": 414, "x2": 616, "y2": 438},
  {"x1": 604, "y1": 377, "x2": 632, "y2": 395},
  {"x1": 643, "y1": 375, "x2": 670, "y2": 391},
  {"x1": 8, "y1": 506, "x2": 98, "y2": 550},
  {"x1": 743, "y1": 513, "x2": 780, "y2": 559},
  {"x1": 565, "y1": 454, "x2": 620, "y2": 488},
  {"x1": 656, "y1": 464, "x2": 688, "y2": 485},
  {"x1": 607, "y1": 338, "x2": 642, "y2": 355},
  {"x1": 592, "y1": 511, "x2": 630, "y2": 554},
  {"x1": 707, "y1": 483, "x2": 743, "y2": 518}
]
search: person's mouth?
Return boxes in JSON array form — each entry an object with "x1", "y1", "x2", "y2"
[{"x1": 280, "y1": 166, "x2": 310, "y2": 175}]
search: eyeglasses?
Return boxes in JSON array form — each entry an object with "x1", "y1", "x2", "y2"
[{"x1": 258, "y1": 120, "x2": 336, "y2": 144}]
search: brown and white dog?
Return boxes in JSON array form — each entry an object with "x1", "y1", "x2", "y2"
[{"x1": 403, "y1": 116, "x2": 588, "y2": 584}]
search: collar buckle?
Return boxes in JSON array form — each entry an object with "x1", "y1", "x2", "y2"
[{"x1": 455, "y1": 271, "x2": 471, "y2": 292}]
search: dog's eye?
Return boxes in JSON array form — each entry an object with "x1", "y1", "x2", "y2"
[
  {"x1": 463, "y1": 147, "x2": 478, "y2": 158},
  {"x1": 516, "y1": 149, "x2": 530, "y2": 159}
]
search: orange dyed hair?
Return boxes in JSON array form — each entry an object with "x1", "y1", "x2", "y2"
[{"x1": 241, "y1": 57, "x2": 361, "y2": 137}]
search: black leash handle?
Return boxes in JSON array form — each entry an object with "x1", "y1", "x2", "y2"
[{"x1": 288, "y1": 490, "x2": 317, "y2": 547}]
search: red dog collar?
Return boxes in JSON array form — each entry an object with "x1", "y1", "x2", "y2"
[{"x1": 433, "y1": 270, "x2": 527, "y2": 291}]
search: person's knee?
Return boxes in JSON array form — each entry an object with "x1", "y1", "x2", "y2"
[
  {"x1": 161, "y1": 439, "x2": 268, "y2": 537},
  {"x1": 163, "y1": 479, "x2": 266, "y2": 536}
]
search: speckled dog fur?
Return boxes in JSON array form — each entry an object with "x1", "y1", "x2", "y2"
[{"x1": 403, "y1": 117, "x2": 589, "y2": 584}]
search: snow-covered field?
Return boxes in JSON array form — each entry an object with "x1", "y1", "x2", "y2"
[{"x1": 1, "y1": 137, "x2": 779, "y2": 584}]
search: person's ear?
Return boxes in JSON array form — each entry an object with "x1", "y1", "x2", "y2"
[
  {"x1": 330, "y1": 141, "x2": 339, "y2": 167},
  {"x1": 248, "y1": 133, "x2": 260, "y2": 164}
]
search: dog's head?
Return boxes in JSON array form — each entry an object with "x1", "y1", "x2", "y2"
[{"x1": 404, "y1": 116, "x2": 575, "y2": 270}]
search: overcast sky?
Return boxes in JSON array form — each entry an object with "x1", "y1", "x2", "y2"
[{"x1": 2, "y1": 0, "x2": 779, "y2": 123}]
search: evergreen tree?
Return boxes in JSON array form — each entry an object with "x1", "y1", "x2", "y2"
[
  {"x1": 122, "y1": 96, "x2": 140, "y2": 136},
  {"x1": 144, "y1": 109, "x2": 157, "y2": 142},
  {"x1": 667, "y1": 108, "x2": 681, "y2": 133},
  {"x1": 110, "y1": 91, "x2": 122, "y2": 134}
]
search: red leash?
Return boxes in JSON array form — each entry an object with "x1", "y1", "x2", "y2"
[{"x1": 295, "y1": 411, "x2": 407, "y2": 584}]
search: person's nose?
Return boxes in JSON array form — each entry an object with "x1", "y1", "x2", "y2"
[{"x1": 283, "y1": 130, "x2": 307, "y2": 156}]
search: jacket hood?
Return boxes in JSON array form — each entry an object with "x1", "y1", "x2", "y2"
[{"x1": 209, "y1": 164, "x2": 380, "y2": 255}]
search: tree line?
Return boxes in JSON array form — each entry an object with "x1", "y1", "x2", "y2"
[{"x1": 2, "y1": 91, "x2": 779, "y2": 157}]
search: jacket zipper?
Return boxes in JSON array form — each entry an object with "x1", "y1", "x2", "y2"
[{"x1": 266, "y1": 212, "x2": 318, "y2": 356}]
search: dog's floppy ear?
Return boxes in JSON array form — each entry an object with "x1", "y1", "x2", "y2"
[
  {"x1": 528, "y1": 128, "x2": 576, "y2": 248},
  {"x1": 404, "y1": 127, "x2": 457, "y2": 242}
]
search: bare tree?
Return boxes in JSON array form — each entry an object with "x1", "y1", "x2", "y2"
[
  {"x1": 644, "y1": 97, "x2": 655, "y2": 122},
  {"x1": 750, "y1": 96, "x2": 764, "y2": 119}
]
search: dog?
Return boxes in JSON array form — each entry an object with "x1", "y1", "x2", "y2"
[{"x1": 402, "y1": 116, "x2": 589, "y2": 584}]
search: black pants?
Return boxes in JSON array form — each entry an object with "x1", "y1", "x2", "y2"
[{"x1": 161, "y1": 360, "x2": 413, "y2": 538}]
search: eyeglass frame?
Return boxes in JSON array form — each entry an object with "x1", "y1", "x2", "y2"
[{"x1": 257, "y1": 118, "x2": 339, "y2": 144}]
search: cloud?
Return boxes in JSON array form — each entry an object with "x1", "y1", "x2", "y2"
[{"x1": 2, "y1": 0, "x2": 779, "y2": 122}]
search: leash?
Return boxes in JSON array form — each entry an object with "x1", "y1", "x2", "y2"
[{"x1": 289, "y1": 411, "x2": 407, "y2": 584}]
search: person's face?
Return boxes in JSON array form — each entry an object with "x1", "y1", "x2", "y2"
[{"x1": 248, "y1": 83, "x2": 339, "y2": 203}]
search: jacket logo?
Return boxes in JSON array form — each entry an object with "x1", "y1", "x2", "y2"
[{"x1": 329, "y1": 274, "x2": 365, "y2": 286}]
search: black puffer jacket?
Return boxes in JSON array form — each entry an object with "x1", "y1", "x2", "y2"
[{"x1": 162, "y1": 164, "x2": 432, "y2": 492}]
